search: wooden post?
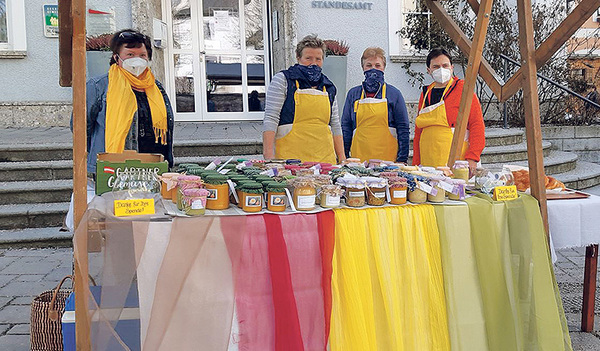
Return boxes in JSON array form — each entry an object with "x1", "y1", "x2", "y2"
[
  {"x1": 516, "y1": 0, "x2": 549, "y2": 236},
  {"x1": 582, "y1": 244, "x2": 598, "y2": 332},
  {"x1": 446, "y1": 0, "x2": 494, "y2": 167},
  {"x1": 71, "y1": 0, "x2": 90, "y2": 349},
  {"x1": 501, "y1": 0, "x2": 599, "y2": 101},
  {"x1": 58, "y1": 0, "x2": 73, "y2": 87}
]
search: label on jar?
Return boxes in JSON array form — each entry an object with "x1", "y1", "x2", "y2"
[
  {"x1": 245, "y1": 195, "x2": 262, "y2": 207},
  {"x1": 438, "y1": 181, "x2": 455, "y2": 193},
  {"x1": 417, "y1": 181, "x2": 435, "y2": 195},
  {"x1": 373, "y1": 191, "x2": 386, "y2": 198},
  {"x1": 393, "y1": 190, "x2": 407, "y2": 198},
  {"x1": 191, "y1": 200, "x2": 204, "y2": 210},
  {"x1": 296, "y1": 195, "x2": 316, "y2": 208},
  {"x1": 270, "y1": 194, "x2": 287, "y2": 207},
  {"x1": 325, "y1": 195, "x2": 340, "y2": 207},
  {"x1": 207, "y1": 188, "x2": 218, "y2": 200},
  {"x1": 349, "y1": 191, "x2": 364, "y2": 197}
]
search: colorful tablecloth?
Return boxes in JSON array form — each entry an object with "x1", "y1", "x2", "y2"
[{"x1": 73, "y1": 194, "x2": 571, "y2": 350}]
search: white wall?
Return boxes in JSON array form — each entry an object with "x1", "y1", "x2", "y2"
[
  {"x1": 0, "y1": 0, "x2": 131, "y2": 102},
  {"x1": 295, "y1": 1, "x2": 427, "y2": 105}
]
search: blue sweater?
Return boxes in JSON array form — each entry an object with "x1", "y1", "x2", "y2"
[{"x1": 341, "y1": 83, "x2": 410, "y2": 162}]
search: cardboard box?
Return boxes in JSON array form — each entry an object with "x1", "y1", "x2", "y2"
[{"x1": 95, "y1": 151, "x2": 169, "y2": 195}]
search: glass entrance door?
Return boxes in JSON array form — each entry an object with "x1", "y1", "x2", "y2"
[{"x1": 167, "y1": 0, "x2": 269, "y2": 121}]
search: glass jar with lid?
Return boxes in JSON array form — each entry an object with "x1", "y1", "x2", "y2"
[
  {"x1": 238, "y1": 182, "x2": 264, "y2": 213},
  {"x1": 203, "y1": 174, "x2": 230, "y2": 210},
  {"x1": 452, "y1": 160, "x2": 470, "y2": 181},
  {"x1": 265, "y1": 182, "x2": 288, "y2": 212},
  {"x1": 291, "y1": 177, "x2": 317, "y2": 211},
  {"x1": 365, "y1": 177, "x2": 388, "y2": 206}
]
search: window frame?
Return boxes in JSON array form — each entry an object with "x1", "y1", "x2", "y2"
[
  {"x1": 388, "y1": 0, "x2": 431, "y2": 62},
  {"x1": 0, "y1": 0, "x2": 27, "y2": 56}
]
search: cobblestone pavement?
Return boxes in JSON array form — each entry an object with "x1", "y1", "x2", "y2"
[{"x1": 0, "y1": 246, "x2": 598, "y2": 350}]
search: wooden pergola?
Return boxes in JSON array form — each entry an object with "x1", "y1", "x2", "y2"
[{"x1": 60, "y1": 0, "x2": 600, "y2": 348}]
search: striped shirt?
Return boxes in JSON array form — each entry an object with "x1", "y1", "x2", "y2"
[{"x1": 263, "y1": 72, "x2": 342, "y2": 136}]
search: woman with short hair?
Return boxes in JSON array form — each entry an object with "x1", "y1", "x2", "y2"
[
  {"x1": 262, "y1": 35, "x2": 345, "y2": 163},
  {"x1": 341, "y1": 47, "x2": 410, "y2": 162}
]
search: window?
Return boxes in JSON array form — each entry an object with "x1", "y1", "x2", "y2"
[
  {"x1": 0, "y1": 0, "x2": 27, "y2": 56},
  {"x1": 388, "y1": 0, "x2": 432, "y2": 60}
]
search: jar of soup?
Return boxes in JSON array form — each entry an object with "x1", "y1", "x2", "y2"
[
  {"x1": 320, "y1": 184, "x2": 343, "y2": 208},
  {"x1": 203, "y1": 174, "x2": 230, "y2": 210},
  {"x1": 427, "y1": 176, "x2": 447, "y2": 203},
  {"x1": 265, "y1": 182, "x2": 288, "y2": 212},
  {"x1": 238, "y1": 182, "x2": 264, "y2": 213},
  {"x1": 452, "y1": 160, "x2": 470, "y2": 181},
  {"x1": 175, "y1": 175, "x2": 203, "y2": 210},
  {"x1": 182, "y1": 188, "x2": 210, "y2": 216},
  {"x1": 447, "y1": 179, "x2": 467, "y2": 201},
  {"x1": 291, "y1": 177, "x2": 316, "y2": 211},
  {"x1": 388, "y1": 177, "x2": 408, "y2": 205},
  {"x1": 365, "y1": 177, "x2": 388, "y2": 206},
  {"x1": 160, "y1": 172, "x2": 180, "y2": 200}
]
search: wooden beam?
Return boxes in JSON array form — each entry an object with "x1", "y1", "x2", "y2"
[
  {"x1": 446, "y1": 0, "x2": 495, "y2": 167},
  {"x1": 582, "y1": 244, "x2": 598, "y2": 332},
  {"x1": 516, "y1": 0, "x2": 549, "y2": 236},
  {"x1": 465, "y1": 0, "x2": 480, "y2": 14},
  {"x1": 58, "y1": 0, "x2": 72, "y2": 87},
  {"x1": 72, "y1": 0, "x2": 90, "y2": 349},
  {"x1": 501, "y1": 0, "x2": 599, "y2": 101},
  {"x1": 425, "y1": 0, "x2": 503, "y2": 99}
]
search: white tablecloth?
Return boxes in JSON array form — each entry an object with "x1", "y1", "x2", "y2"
[{"x1": 548, "y1": 194, "x2": 600, "y2": 251}]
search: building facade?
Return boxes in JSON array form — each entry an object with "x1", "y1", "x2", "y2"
[{"x1": 0, "y1": 0, "x2": 597, "y2": 126}]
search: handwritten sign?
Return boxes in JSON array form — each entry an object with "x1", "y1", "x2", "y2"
[
  {"x1": 493, "y1": 185, "x2": 518, "y2": 201},
  {"x1": 114, "y1": 199, "x2": 155, "y2": 217}
]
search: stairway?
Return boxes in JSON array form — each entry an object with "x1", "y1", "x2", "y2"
[{"x1": 0, "y1": 126, "x2": 599, "y2": 233}]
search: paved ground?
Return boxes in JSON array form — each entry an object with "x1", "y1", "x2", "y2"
[{"x1": 0, "y1": 246, "x2": 596, "y2": 349}]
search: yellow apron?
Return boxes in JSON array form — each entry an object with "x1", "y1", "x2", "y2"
[
  {"x1": 415, "y1": 79, "x2": 468, "y2": 167},
  {"x1": 350, "y1": 84, "x2": 398, "y2": 162},
  {"x1": 275, "y1": 81, "x2": 337, "y2": 164}
]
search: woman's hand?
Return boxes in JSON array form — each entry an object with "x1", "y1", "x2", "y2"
[{"x1": 467, "y1": 159, "x2": 478, "y2": 178}]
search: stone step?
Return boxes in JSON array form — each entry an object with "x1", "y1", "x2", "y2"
[
  {"x1": 0, "y1": 227, "x2": 71, "y2": 245},
  {"x1": 481, "y1": 128, "x2": 524, "y2": 147},
  {"x1": 0, "y1": 202, "x2": 69, "y2": 230},
  {"x1": 554, "y1": 161, "x2": 600, "y2": 190},
  {"x1": 0, "y1": 180, "x2": 72, "y2": 205},
  {"x1": 479, "y1": 141, "x2": 552, "y2": 164},
  {"x1": 486, "y1": 151, "x2": 578, "y2": 175},
  {"x1": 0, "y1": 160, "x2": 73, "y2": 182},
  {"x1": 0, "y1": 138, "x2": 263, "y2": 162}
]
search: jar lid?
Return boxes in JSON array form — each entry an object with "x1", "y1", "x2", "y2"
[
  {"x1": 240, "y1": 182, "x2": 263, "y2": 189},
  {"x1": 364, "y1": 177, "x2": 388, "y2": 188},
  {"x1": 182, "y1": 188, "x2": 209, "y2": 196},
  {"x1": 177, "y1": 175, "x2": 201, "y2": 181},
  {"x1": 286, "y1": 159, "x2": 302, "y2": 164},
  {"x1": 453, "y1": 160, "x2": 469, "y2": 168},
  {"x1": 204, "y1": 174, "x2": 228, "y2": 182},
  {"x1": 160, "y1": 172, "x2": 180, "y2": 179},
  {"x1": 265, "y1": 182, "x2": 288, "y2": 191}
]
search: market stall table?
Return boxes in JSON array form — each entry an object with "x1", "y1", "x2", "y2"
[
  {"x1": 72, "y1": 194, "x2": 571, "y2": 350},
  {"x1": 547, "y1": 194, "x2": 600, "y2": 332}
]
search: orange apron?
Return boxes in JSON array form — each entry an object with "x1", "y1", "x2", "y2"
[
  {"x1": 350, "y1": 84, "x2": 398, "y2": 162},
  {"x1": 415, "y1": 79, "x2": 468, "y2": 167},
  {"x1": 275, "y1": 81, "x2": 337, "y2": 164}
]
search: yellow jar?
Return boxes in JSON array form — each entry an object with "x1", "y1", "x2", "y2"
[
  {"x1": 266, "y1": 182, "x2": 288, "y2": 212},
  {"x1": 427, "y1": 185, "x2": 446, "y2": 203},
  {"x1": 447, "y1": 179, "x2": 466, "y2": 201},
  {"x1": 204, "y1": 174, "x2": 230, "y2": 210},
  {"x1": 452, "y1": 161, "x2": 470, "y2": 181},
  {"x1": 293, "y1": 186, "x2": 316, "y2": 211},
  {"x1": 239, "y1": 182, "x2": 264, "y2": 213},
  {"x1": 408, "y1": 188, "x2": 427, "y2": 204},
  {"x1": 160, "y1": 173, "x2": 180, "y2": 200}
]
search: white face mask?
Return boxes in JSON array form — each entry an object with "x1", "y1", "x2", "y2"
[
  {"x1": 119, "y1": 56, "x2": 148, "y2": 77},
  {"x1": 431, "y1": 67, "x2": 452, "y2": 84}
]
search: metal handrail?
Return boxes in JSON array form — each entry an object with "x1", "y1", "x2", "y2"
[{"x1": 500, "y1": 54, "x2": 600, "y2": 128}]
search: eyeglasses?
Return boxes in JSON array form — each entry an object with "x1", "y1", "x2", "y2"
[{"x1": 119, "y1": 31, "x2": 146, "y2": 40}]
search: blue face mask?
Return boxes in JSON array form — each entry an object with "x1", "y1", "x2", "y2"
[
  {"x1": 297, "y1": 64, "x2": 323, "y2": 85},
  {"x1": 363, "y1": 68, "x2": 385, "y2": 93}
]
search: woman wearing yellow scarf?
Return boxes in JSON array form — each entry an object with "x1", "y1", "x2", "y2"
[{"x1": 83, "y1": 29, "x2": 174, "y2": 174}]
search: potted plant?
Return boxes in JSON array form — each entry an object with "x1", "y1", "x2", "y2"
[
  {"x1": 86, "y1": 33, "x2": 113, "y2": 79},
  {"x1": 322, "y1": 39, "x2": 350, "y2": 102}
]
